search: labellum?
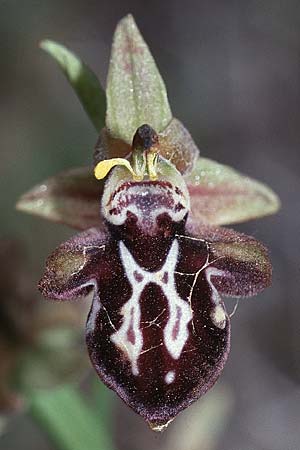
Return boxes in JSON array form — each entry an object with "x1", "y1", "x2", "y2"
[
  {"x1": 17, "y1": 14, "x2": 279, "y2": 431},
  {"x1": 38, "y1": 123, "x2": 273, "y2": 430},
  {"x1": 90, "y1": 126, "x2": 231, "y2": 430}
]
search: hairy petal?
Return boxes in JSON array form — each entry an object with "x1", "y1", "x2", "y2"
[
  {"x1": 158, "y1": 118, "x2": 199, "y2": 175},
  {"x1": 93, "y1": 128, "x2": 131, "y2": 165},
  {"x1": 93, "y1": 118, "x2": 199, "y2": 175},
  {"x1": 16, "y1": 168, "x2": 103, "y2": 230},
  {"x1": 186, "y1": 157, "x2": 280, "y2": 225},
  {"x1": 40, "y1": 40, "x2": 106, "y2": 131},
  {"x1": 106, "y1": 14, "x2": 172, "y2": 144},
  {"x1": 185, "y1": 223, "x2": 272, "y2": 297},
  {"x1": 38, "y1": 228, "x2": 108, "y2": 300},
  {"x1": 85, "y1": 236, "x2": 230, "y2": 429}
]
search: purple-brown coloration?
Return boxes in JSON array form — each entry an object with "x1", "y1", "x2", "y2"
[
  {"x1": 37, "y1": 120, "x2": 273, "y2": 429},
  {"x1": 21, "y1": 14, "x2": 279, "y2": 431},
  {"x1": 39, "y1": 225, "x2": 232, "y2": 428},
  {"x1": 186, "y1": 223, "x2": 272, "y2": 297},
  {"x1": 39, "y1": 167, "x2": 271, "y2": 428},
  {"x1": 86, "y1": 233, "x2": 230, "y2": 428}
]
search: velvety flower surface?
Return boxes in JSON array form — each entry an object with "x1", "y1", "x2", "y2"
[
  {"x1": 17, "y1": 14, "x2": 279, "y2": 430},
  {"x1": 39, "y1": 219, "x2": 270, "y2": 429}
]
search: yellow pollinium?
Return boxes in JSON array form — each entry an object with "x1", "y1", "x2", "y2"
[
  {"x1": 94, "y1": 158, "x2": 138, "y2": 180},
  {"x1": 147, "y1": 152, "x2": 158, "y2": 180},
  {"x1": 94, "y1": 153, "x2": 158, "y2": 182}
]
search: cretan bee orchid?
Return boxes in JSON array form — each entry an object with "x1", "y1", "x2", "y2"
[{"x1": 17, "y1": 15, "x2": 279, "y2": 431}]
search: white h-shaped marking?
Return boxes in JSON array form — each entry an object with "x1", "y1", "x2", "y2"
[{"x1": 110, "y1": 239, "x2": 192, "y2": 376}]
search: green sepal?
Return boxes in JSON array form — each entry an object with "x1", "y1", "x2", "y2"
[
  {"x1": 106, "y1": 14, "x2": 172, "y2": 143},
  {"x1": 186, "y1": 157, "x2": 280, "y2": 225}
]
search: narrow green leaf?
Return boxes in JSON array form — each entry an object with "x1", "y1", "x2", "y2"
[
  {"x1": 186, "y1": 157, "x2": 280, "y2": 225},
  {"x1": 30, "y1": 385, "x2": 114, "y2": 450},
  {"x1": 91, "y1": 377, "x2": 114, "y2": 431},
  {"x1": 106, "y1": 14, "x2": 172, "y2": 144},
  {"x1": 40, "y1": 40, "x2": 106, "y2": 131}
]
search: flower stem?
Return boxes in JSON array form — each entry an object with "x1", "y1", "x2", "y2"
[{"x1": 29, "y1": 385, "x2": 114, "y2": 450}]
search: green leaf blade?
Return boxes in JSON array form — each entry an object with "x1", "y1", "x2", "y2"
[
  {"x1": 106, "y1": 14, "x2": 172, "y2": 143},
  {"x1": 40, "y1": 40, "x2": 106, "y2": 131},
  {"x1": 30, "y1": 385, "x2": 114, "y2": 450}
]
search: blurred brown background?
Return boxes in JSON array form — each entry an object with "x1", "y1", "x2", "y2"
[{"x1": 0, "y1": 0, "x2": 299, "y2": 449}]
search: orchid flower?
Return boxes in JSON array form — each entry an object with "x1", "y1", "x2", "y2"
[{"x1": 17, "y1": 15, "x2": 279, "y2": 431}]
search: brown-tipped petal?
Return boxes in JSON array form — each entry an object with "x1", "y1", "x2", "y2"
[
  {"x1": 39, "y1": 228, "x2": 108, "y2": 301},
  {"x1": 93, "y1": 128, "x2": 131, "y2": 165},
  {"x1": 94, "y1": 119, "x2": 200, "y2": 175},
  {"x1": 17, "y1": 167, "x2": 104, "y2": 230},
  {"x1": 186, "y1": 157, "x2": 280, "y2": 226},
  {"x1": 159, "y1": 118, "x2": 199, "y2": 175},
  {"x1": 185, "y1": 223, "x2": 272, "y2": 297}
]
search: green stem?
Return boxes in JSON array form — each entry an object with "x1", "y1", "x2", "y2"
[
  {"x1": 29, "y1": 385, "x2": 114, "y2": 450},
  {"x1": 91, "y1": 377, "x2": 114, "y2": 431}
]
